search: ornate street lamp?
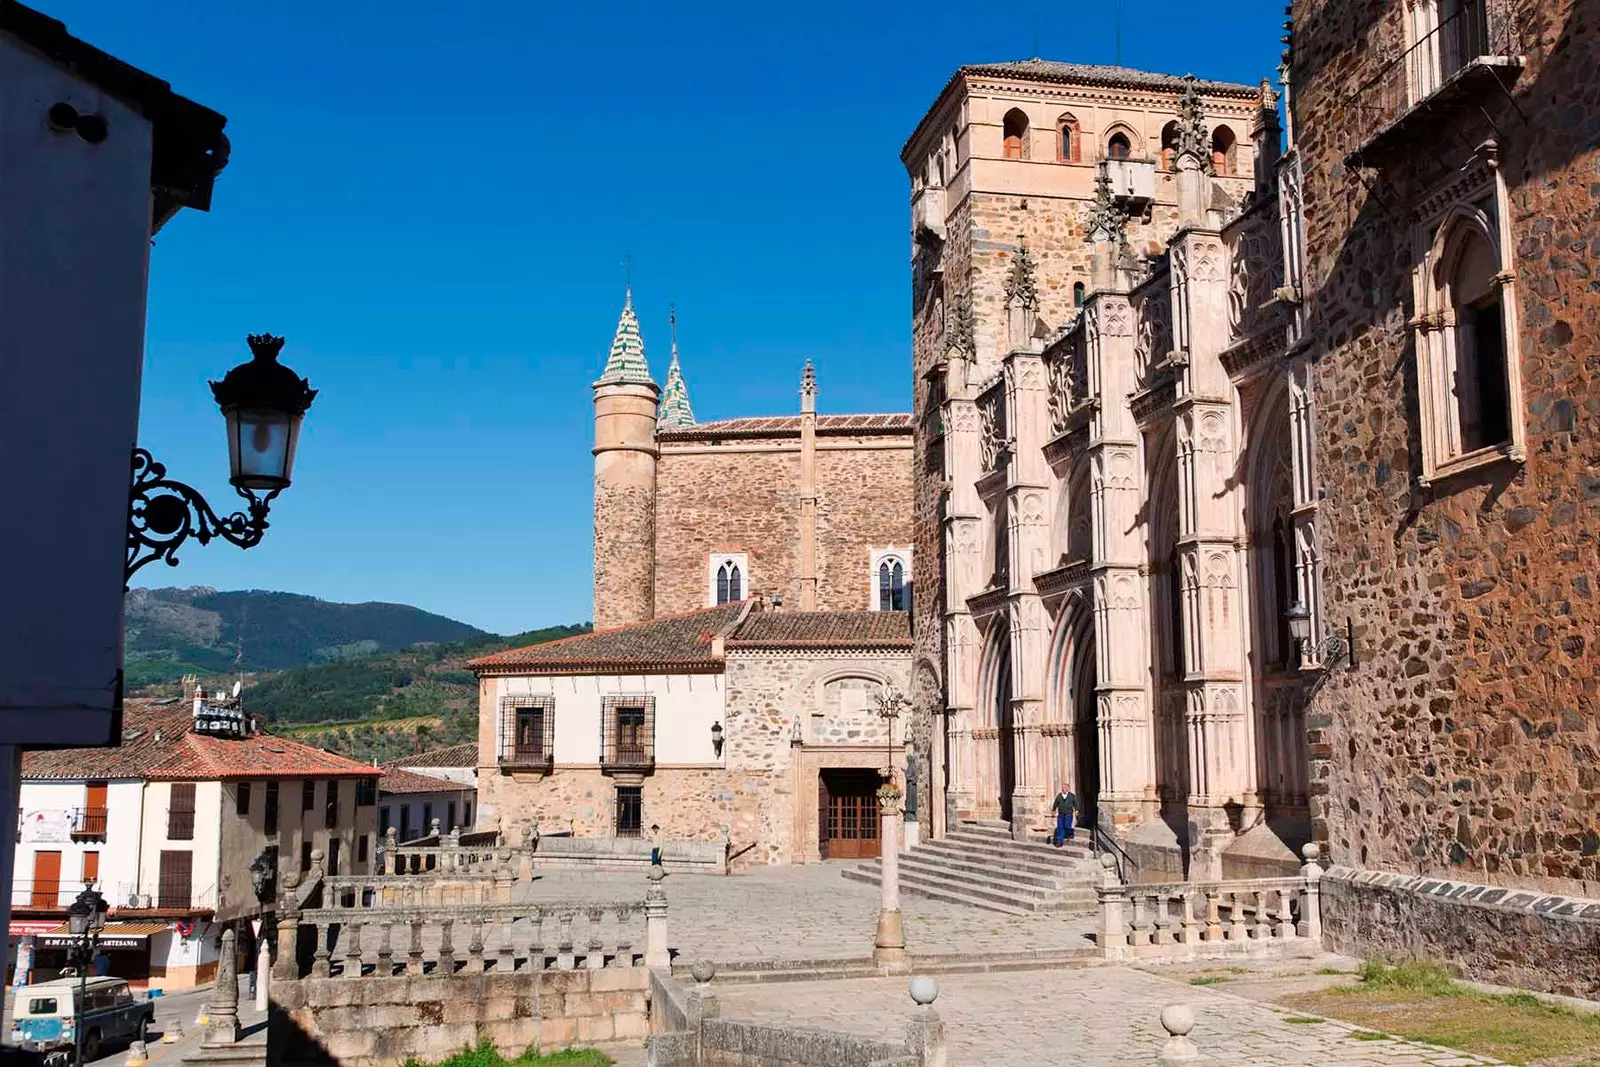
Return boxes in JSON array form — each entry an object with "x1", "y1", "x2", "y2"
[
  {"x1": 67, "y1": 884, "x2": 108, "y2": 1067},
  {"x1": 709, "y1": 722, "x2": 724, "y2": 758},
  {"x1": 126, "y1": 333, "x2": 317, "y2": 584},
  {"x1": 1287, "y1": 600, "x2": 1356, "y2": 669}
]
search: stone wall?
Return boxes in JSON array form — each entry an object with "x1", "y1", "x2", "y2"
[
  {"x1": 653, "y1": 434, "x2": 913, "y2": 617},
  {"x1": 269, "y1": 969, "x2": 650, "y2": 1067},
  {"x1": 1294, "y1": 0, "x2": 1600, "y2": 897},
  {"x1": 1321, "y1": 866, "x2": 1600, "y2": 998}
]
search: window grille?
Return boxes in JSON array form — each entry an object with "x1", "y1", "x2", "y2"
[
  {"x1": 615, "y1": 786, "x2": 643, "y2": 838},
  {"x1": 500, "y1": 695, "x2": 556, "y2": 767},
  {"x1": 601, "y1": 696, "x2": 655, "y2": 770}
]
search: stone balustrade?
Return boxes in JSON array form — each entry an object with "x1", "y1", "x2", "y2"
[
  {"x1": 378, "y1": 826, "x2": 508, "y2": 875},
  {"x1": 1098, "y1": 844, "x2": 1324, "y2": 961}
]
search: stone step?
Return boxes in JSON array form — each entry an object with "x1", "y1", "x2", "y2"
[
  {"x1": 894, "y1": 849, "x2": 1076, "y2": 890},
  {"x1": 894, "y1": 855, "x2": 1067, "y2": 900},
  {"x1": 950, "y1": 820, "x2": 1097, "y2": 857},
  {"x1": 936, "y1": 832, "x2": 1096, "y2": 869},
  {"x1": 840, "y1": 864, "x2": 1032, "y2": 915}
]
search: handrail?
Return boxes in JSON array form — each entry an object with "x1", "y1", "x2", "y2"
[{"x1": 1091, "y1": 824, "x2": 1134, "y2": 884}]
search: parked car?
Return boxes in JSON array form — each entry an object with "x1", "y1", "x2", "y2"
[{"x1": 8, "y1": 977, "x2": 153, "y2": 1060}]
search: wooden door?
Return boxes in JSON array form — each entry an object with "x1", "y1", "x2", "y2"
[
  {"x1": 82, "y1": 851, "x2": 99, "y2": 887},
  {"x1": 817, "y1": 776, "x2": 831, "y2": 860},
  {"x1": 31, "y1": 851, "x2": 61, "y2": 907},
  {"x1": 821, "y1": 770, "x2": 881, "y2": 860}
]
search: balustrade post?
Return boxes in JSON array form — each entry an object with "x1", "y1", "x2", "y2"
[
  {"x1": 1129, "y1": 893, "x2": 1152, "y2": 948},
  {"x1": 407, "y1": 919, "x2": 424, "y2": 975},
  {"x1": 1226, "y1": 891, "x2": 1248, "y2": 941},
  {"x1": 438, "y1": 917, "x2": 456, "y2": 973},
  {"x1": 644, "y1": 865, "x2": 670, "y2": 969},
  {"x1": 1275, "y1": 886, "x2": 1296, "y2": 939},
  {"x1": 1153, "y1": 893, "x2": 1175, "y2": 946},
  {"x1": 274, "y1": 872, "x2": 303, "y2": 981},
  {"x1": 556, "y1": 910, "x2": 576, "y2": 970},
  {"x1": 1201, "y1": 888, "x2": 1224, "y2": 942},
  {"x1": 585, "y1": 906, "x2": 605, "y2": 969},
  {"x1": 1095, "y1": 855, "x2": 1127, "y2": 961},
  {"x1": 376, "y1": 921, "x2": 394, "y2": 976},
  {"x1": 466, "y1": 919, "x2": 485, "y2": 974},
  {"x1": 1253, "y1": 890, "x2": 1272, "y2": 940},
  {"x1": 1178, "y1": 891, "x2": 1198, "y2": 945},
  {"x1": 1298, "y1": 843, "x2": 1323, "y2": 944},
  {"x1": 311, "y1": 922, "x2": 331, "y2": 978},
  {"x1": 343, "y1": 921, "x2": 364, "y2": 977},
  {"x1": 494, "y1": 849, "x2": 515, "y2": 903},
  {"x1": 612, "y1": 905, "x2": 634, "y2": 967},
  {"x1": 500, "y1": 915, "x2": 519, "y2": 972}
]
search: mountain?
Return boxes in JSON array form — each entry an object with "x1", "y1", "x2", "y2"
[{"x1": 124, "y1": 586, "x2": 493, "y2": 686}]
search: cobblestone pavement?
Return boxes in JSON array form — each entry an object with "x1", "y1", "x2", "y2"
[
  {"x1": 711, "y1": 966, "x2": 1505, "y2": 1066},
  {"x1": 514, "y1": 863, "x2": 1097, "y2": 964}
]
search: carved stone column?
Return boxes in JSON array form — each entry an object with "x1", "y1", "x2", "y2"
[
  {"x1": 873, "y1": 785, "x2": 909, "y2": 970},
  {"x1": 942, "y1": 348, "x2": 984, "y2": 822},
  {"x1": 204, "y1": 927, "x2": 240, "y2": 1045}
]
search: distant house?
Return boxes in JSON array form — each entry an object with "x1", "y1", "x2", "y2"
[
  {"x1": 377, "y1": 765, "x2": 476, "y2": 843},
  {"x1": 385, "y1": 742, "x2": 477, "y2": 788},
  {"x1": 9, "y1": 695, "x2": 378, "y2": 989}
]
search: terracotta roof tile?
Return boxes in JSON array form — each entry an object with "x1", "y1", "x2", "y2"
[
  {"x1": 657, "y1": 413, "x2": 912, "y2": 440},
  {"x1": 378, "y1": 767, "x2": 464, "y2": 795},
  {"x1": 470, "y1": 603, "x2": 747, "y2": 673},
  {"x1": 386, "y1": 742, "x2": 478, "y2": 768},
  {"x1": 728, "y1": 611, "x2": 912, "y2": 649},
  {"x1": 22, "y1": 699, "x2": 379, "y2": 781},
  {"x1": 959, "y1": 61, "x2": 1256, "y2": 97}
]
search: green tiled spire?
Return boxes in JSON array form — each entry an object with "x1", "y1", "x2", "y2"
[
  {"x1": 657, "y1": 303, "x2": 695, "y2": 428},
  {"x1": 596, "y1": 287, "x2": 655, "y2": 386}
]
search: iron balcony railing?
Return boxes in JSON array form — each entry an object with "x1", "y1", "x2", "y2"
[
  {"x1": 71, "y1": 807, "x2": 109, "y2": 838},
  {"x1": 1342, "y1": 0, "x2": 1522, "y2": 162}
]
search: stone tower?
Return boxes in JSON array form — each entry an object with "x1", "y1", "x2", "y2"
[{"x1": 592, "y1": 288, "x2": 659, "y2": 630}]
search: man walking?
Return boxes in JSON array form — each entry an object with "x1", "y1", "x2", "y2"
[{"x1": 1051, "y1": 783, "x2": 1078, "y2": 846}]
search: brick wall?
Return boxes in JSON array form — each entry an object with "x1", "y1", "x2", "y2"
[{"x1": 1294, "y1": 0, "x2": 1600, "y2": 893}]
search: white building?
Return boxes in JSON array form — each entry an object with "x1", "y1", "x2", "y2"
[
  {"x1": 0, "y1": 0, "x2": 228, "y2": 968},
  {"x1": 377, "y1": 766, "x2": 476, "y2": 843},
  {"x1": 10, "y1": 698, "x2": 378, "y2": 990}
]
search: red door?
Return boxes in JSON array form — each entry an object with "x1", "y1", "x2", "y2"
[
  {"x1": 31, "y1": 851, "x2": 61, "y2": 907},
  {"x1": 820, "y1": 770, "x2": 881, "y2": 860}
]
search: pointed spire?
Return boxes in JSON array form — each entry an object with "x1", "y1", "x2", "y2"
[
  {"x1": 799, "y1": 360, "x2": 817, "y2": 414},
  {"x1": 1175, "y1": 74, "x2": 1211, "y2": 171},
  {"x1": 657, "y1": 303, "x2": 695, "y2": 428},
  {"x1": 597, "y1": 287, "x2": 654, "y2": 386},
  {"x1": 1085, "y1": 169, "x2": 1126, "y2": 243},
  {"x1": 1004, "y1": 235, "x2": 1038, "y2": 309}
]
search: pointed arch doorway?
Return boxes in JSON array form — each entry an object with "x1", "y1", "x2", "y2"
[{"x1": 995, "y1": 642, "x2": 1015, "y2": 824}]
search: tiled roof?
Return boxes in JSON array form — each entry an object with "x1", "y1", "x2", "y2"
[
  {"x1": 470, "y1": 603, "x2": 748, "y2": 673},
  {"x1": 378, "y1": 767, "x2": 463, "y2": 796},
  {"x1": 386, "y1": 742, "x2": 478, "y2": 768},
  {"x1": 595, "y1": 289, "x2": 655, "y2": 386},
  {"x1": 959, "y1": 61, "x2": 1256, "y2": 97},
  {"x1": 21, "y1": 700, "x2": 379, "y2": 781},
  {"x1": 728, "y1": 611, "x2": 912, "y2": 649},
  {"x1": 657, "y1": 413, "x2": 912, "y2": 440}
]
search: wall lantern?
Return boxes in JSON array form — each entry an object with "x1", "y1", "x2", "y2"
[
  {"x1": 710, "y1": 722, "x2": 724, "y2": 758},
  {"x1": 127, "y1": 333, "x2": 317, "y2": 584},
  {"x1": 1286, "y1": 600, "x2": 1356, "y2": 669}
]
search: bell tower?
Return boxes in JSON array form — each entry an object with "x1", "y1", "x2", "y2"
[{"x1": 592, "y1": 288, "x2": 659, "y2": 629}]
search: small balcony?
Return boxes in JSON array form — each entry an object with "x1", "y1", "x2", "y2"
[
  {"x1": 603, "y1": 743, "x2": 655, "y2": 774},
  {"x1": 499, "y1": 744, "x2": 553, "y2": 773},
  {"x1": 912, "y1": 185, "x2": 947, "y2": 246},
  {"x1": 71, "y1": 807, "x2": 109, "y2": 840},
  {"x1": 1101, "y1": 158, "x2": 1155, "y2": 211}
]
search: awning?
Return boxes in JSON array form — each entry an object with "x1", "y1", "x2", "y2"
[
  {"x1": 8, "y1": 920, "x2": 63, "y2": 938},
  {"x1": 36, "y1": 922, "x2": 170, "y2": 951}
]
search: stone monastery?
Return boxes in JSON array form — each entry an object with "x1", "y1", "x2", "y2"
[{"x1": 475, "y1": 0, "x2": 1600, "y2": 992}]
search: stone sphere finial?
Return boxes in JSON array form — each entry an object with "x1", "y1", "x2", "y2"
[
  {"x1": 1160, "y1": 1003, "x2": 1195, "y2": 1037},
  {"x1": 647, "y1": 864, "x2": 666, "y2": 883},
  {"x1": 1100, "y1": 853, "x2": 1116, "y2": 869},
  {"x1": 909, "y1": 976, "x2": 939, "y2": 1006},
  {"x1": 1301, "y1": 842, "x2": 1322, "y2": 863},
  {"x1": 282, "y1": 870, "x2": 301, "y2": 891},
  {"x1": 690, "y1": 960, "x2": 716, "y2": 986}
]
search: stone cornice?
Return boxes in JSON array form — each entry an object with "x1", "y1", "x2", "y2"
[{"x1": 1220, "y1": 318, "x2": 1290, "y2": 381}]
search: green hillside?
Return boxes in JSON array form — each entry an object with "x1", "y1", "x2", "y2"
[{"x1": 124, "y1": 586, "x2": 493, "y2": 686}]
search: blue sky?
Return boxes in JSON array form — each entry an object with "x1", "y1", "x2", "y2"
[{"x1": 73, "y1": 0, "x2": 1283, "y2": 634}]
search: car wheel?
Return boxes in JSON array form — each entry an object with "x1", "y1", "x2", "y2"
[
  {"x1": 82, "y1": 1028, "x2": 102, "y2": 1062},
  {"x1": 137, "y1": 1018, "x2": 149, "y2": 1044}
]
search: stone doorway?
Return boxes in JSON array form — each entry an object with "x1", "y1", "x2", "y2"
[
  {"x1": 1073, "y1": 634, "x2": 1099, "y2": 827},
  {"x1": 818, "y1": 768, "x2": 881, "y2": 860},
  {"x1": 996, "y1": 644, "x2": 1015, "y2": 824}
]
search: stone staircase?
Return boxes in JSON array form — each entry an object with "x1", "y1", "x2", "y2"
[{"x1": 840, "y1": 820, "x2": 1102, "y2": 916}]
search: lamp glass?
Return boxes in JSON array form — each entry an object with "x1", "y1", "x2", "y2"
[
  {"x1": 67, "y1": 902, "x2": 89, "y2": 938},
  {"x1": 225, "y1": 407, "x2": 302, "y2": 491},
  {"x1": 1285, "y1": 601, "x2": 1312, "y2": 643}
]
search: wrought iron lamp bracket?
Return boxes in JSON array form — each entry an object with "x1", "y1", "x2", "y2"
[{"x1": 126, "y1": 447, "x2": 280, "y2": 586}]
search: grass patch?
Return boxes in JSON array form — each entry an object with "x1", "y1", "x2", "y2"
[
  {"x1": 1278, "y1": 962, "x2": 1600, "y2": 1065},
  {"x1": 1189, "y1": 976, "x2": 1230, "y2": 986},
  {"x1": 1282, "y1": 1016, "x2": 1324, "y2": 1024},
  {"x1": 1349, "y1": 1031, "x2": 1389, "y2": 1041},
  {"x1": 405, "y1": 1044, "x2": 613, "y2": 1067},
  {"x1": 1316, "y1": 966, "x2": 1352, "y2": 976}
]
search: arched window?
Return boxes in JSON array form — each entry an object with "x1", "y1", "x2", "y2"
[
  {"x1": 1002, "y1": 109, "x2": 1029, "y2": 160},
  {"x1": 1073, "y1": 282, "x2": 1086, "y2": 307},
  {"x1": 717, "y1": 561, "x2": 742, "y2": 604},
  {"x1": 1444, "y1": 225, "x2": 1510, "y2": 452},
  {"x1": 1106, "y1": 132, "x2": 1132, "y2": 159},
  {"x1": 1211, "y1": 125, "x2": 1238, "y2": 175},
  {"x1": 1160, "y1": 120, "x2": 1180, "y2": 171},
  {"x1": 870, "y1": 549, "x2": 912, "y2": 611},
  {"x1": 1056, "y1": 113, "x2": 1080, "y2": 162},
  {"x1": 878, "y1": 560, "x2": 907, "y2": 612}
]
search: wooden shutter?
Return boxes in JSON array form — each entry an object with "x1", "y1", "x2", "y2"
[
  {"x1": 157, "y1": 850, "x2": 192, "y2": 909},
  {"x1": 82, "y1": 851, "x2": 99, "y2": 886},
  {"x1": 86, "y1": 782, "x2": 108, "y2": 810},
  {"x1": 31, "y1": 851, "x2": 61, "y2": 907},
  {"x1": 168, "y1": 783, "x2": 196, "y2": 840}
]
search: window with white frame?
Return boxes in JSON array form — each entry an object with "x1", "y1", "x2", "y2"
[
  {"x1": 869, "y1": 548, "x2": 912, "y2": 612},
  {"x1": 1411, "y1": 143, "x2": 1522, "y2": 484},
  {"x1": 708, "y1": 553, "x2": 748, "y2": 605}
]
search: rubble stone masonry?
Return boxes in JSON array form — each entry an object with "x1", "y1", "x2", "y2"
[{"x1": 1293, "y1": 0, "x2": 1600, "y2": 983}]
